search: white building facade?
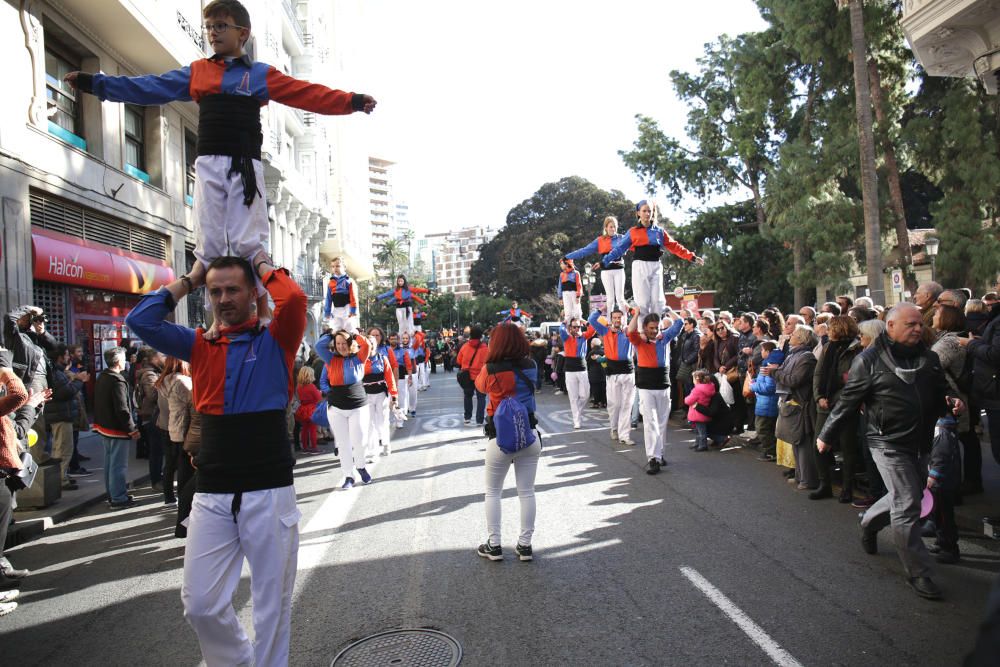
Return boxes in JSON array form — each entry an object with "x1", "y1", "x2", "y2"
[{"x1": 0, "y1": 0, "x2": 370, "y2": 359}]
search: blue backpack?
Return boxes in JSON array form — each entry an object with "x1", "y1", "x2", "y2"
[{"x1": 491, "y1": 364, "x2": 537, "y2": 454}]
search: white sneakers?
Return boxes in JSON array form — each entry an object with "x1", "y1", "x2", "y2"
[{"x1": 610, "y1": 429, "x2": 618, "y2": 440}]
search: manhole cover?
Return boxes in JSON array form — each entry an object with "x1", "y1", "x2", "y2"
[{"x1": 331, "y1": 629, "x2": 462, "y2": 667}]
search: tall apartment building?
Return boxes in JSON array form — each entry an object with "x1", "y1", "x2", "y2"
[
  {"x1": 434, "y1": 226, "x2": 499, "y2": 298},
  {"x1": 368, "y1": 156, "x2": 393, "y2": 253},
  {"x1": 393, "y1": 201, "x2": 411, "y2": 242},
  {"x1": 0, "y1": 0, "x2": 367, "y2": 361}
]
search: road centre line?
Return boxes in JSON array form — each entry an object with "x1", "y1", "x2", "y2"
[{"x1": 680, "y1": 566, "x2": 804, "y2": 667}]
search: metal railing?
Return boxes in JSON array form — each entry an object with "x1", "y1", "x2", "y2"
[
  {"x1": 282, "y1": 0, "x2": 305, "y2": 44},
  {"x1": 295, "y1": 273, "x2": 325, "y2": 302}
]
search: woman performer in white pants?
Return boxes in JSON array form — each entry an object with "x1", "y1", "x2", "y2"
[
  {"x1": 314, "y1": 330, "x2": 372, "y2": 490},
  {"x1": 363, "y1": 327, "x2": 397, "y2": 458},
  {"x1": 564, "y1": 216, "x2": 626, "y2": 315},
  {"x1": 389, "y1": 332, "x2": 413, "y2": 424}
]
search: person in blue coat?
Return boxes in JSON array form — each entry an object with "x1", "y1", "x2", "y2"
[{"x1": 750, "y1": 342, "x2": 783, "y2": 461}]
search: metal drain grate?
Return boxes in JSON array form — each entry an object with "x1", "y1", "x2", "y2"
[{"x1": 331, "y1": 629, "x2": 462, "y2": 667}]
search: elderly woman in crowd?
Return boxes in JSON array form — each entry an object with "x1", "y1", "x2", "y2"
[
  {"x1": 812, "y1": 316, "x2": 863, "y2": 502},
  {"x1": 769, "y1": 325, "x2": 819, "y2": 491},
  {"x1": 932, "y1": 305, "x2": 981, "y2": 496}
]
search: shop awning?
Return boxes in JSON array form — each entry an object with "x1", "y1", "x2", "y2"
[{"x1": 32, "y1": 228, "x2": 175, "y2": 294}]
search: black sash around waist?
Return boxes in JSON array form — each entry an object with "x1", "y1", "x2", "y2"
[
  {"x1": 603, "y1": 259, "x2": 625, "y2": 271},
  {"x1": 564, "y1": 357, "x2": 585, "y2": 373},
  {"x1": 326, "y1": 382, "x2": 368, "y2": 410},
  {"x1": 363, "y1": 371, "x2": 388, "y2": 395},
  {"x1": 636, "y1": 365, "x2": 670, "y2": 390},
  {"x1": 197, "y1": 94, "x2": 263, "y2": 206},
  {"x1": 605, "y1": 359, "x2": 634, "y2": 375},
  {"x1": 330, "y1": 293, "x2": 350, "y2": 307},
  {"x1": 561, "y1": 280, "x2": 577, "y2": 293},
  {"x1": 197, "y1": 410, "x2": 294, "y2": 494},
  {"x1": 633, "y1": 245, "x2": 663, "y2": 262}
]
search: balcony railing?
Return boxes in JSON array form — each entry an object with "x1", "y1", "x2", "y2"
[
  {"x1": 282, "y1": 0, "x2": 305, "y2": 44},
  {"x1": 294, "y1": 273, "x2": 325, "y2": 302},
  {"x1": 177, "y1": 11, "x2": 206, "y2": 52}
]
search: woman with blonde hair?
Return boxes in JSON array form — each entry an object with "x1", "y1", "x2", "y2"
[
  {"x1": 153, "y1": 356, "x2": 191, "y2": 504},
  {"x1": 564, "y1": 216, "x2": 627, "y2": 314}
]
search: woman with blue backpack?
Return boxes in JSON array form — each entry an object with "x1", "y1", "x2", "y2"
[{"x1": 474, "y1": 323, "x2": 540, "y2": 562}]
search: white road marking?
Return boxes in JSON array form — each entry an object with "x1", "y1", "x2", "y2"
[{"x1": 680, "y1": 566, "x2": 804, "y2": 667}]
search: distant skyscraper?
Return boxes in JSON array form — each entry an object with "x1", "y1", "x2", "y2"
[
  {"x1": 434, "y1": 226, "x2": 499, "y2": 298},
  {"x1": 368, "y1": 156, "x2": 394, "y2": 255}
]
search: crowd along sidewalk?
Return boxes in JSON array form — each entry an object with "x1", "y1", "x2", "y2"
[{"x1": 6, "y1": 430, "x2": 153, "y2": 549}]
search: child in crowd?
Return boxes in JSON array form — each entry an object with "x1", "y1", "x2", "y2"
[
  {"x1": 323, "y1": 257, "x2": 358, "y2": 334},
  {"x1": 295, "y1": 367, "x2": 323, "y2": 454},
  {"x1": 685, "y1": 369, "x2": 716, "y2": 452},
  {"x1": 927, "y1": 415, "x2": 961, "y2": 563},
  {"x1": 66, "y1": 0, "x2": 375, "y2": 329},
  {"x1": 750, "y1": 342, "x2": 783, "y2": 461}
]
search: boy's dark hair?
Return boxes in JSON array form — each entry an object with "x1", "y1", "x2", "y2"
[
  {"x1": 760, "y1": 341, "x2": 777, "y2": 354},
  {"x1": 206, "y1": 256, "x2": 256, "y2": 288},
  {"x1": 642, "y1": 313, "x2": 660, "y2": 327},
  {"x1": 50, "y1": 343, "x2": 69, "y2": 361},
  {"x1": 204, "y1": 0, "x2": 251, "y2": 30},
  {"x1": 740, "y1": 312, "x2": 756, "y2": 327}
]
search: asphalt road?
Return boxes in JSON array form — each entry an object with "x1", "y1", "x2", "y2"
[{"x1": 3, "y1": 374, "x2": 998, "y2": 666}]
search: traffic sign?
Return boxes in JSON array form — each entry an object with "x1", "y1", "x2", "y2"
[
  {"x1": 891, "y1": 269, "x2": 903, "y2": 293},
  {"x1": 673, "y1": 286, "x2": 685, "y2": 298}
]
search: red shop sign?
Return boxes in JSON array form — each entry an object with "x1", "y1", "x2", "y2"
[{"x1": 32, "y1": 228, "x2": 174, "y2": 294}]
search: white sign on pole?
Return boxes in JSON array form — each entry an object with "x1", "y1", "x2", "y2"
[{"x1": 891, "y1": 269, "x2": 904, "y2": 294}]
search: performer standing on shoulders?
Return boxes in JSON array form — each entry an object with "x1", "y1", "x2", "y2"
[
  {"x1": 557, "y1": 259, "x2": 583, "y2": 322},
  {"x1": 498, "y1": 301, "x2": 533, "y2": 326},
  {"x1": 323, "y1": 257, "x2": 358, "y2": 333},
  {"x1": 377, "y1": 276, "x2": 429, "y2": 337},
  {"x1": 603, "y1": 200, "x2": 704, "y2": 317},
  {"x1": 565, "y1": 216, "x2": 627, "y2": 315}
]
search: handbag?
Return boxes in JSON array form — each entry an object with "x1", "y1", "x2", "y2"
[
  {"x1": 6, "y1": 451, "x2": 38, "y2": 491},
  {"x1": 742, "y1": 371, "x2": 754, "y2": 399}
]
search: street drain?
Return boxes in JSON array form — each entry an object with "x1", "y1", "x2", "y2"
[{"x1": 331, "y1": 629, "x2": 462, "y2": 667}]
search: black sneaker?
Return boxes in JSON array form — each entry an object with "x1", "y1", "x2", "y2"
[
  {"x1": 477, "y1": 542, "x2": 503, "y2": 561},
  {"x1": 61, "y1": 479, "x2": 78, "y2": 491},
  {"x1": 109, "y1": 497, "x2": 137, "y2": 510},
  {"x1": 515, "y1": 543, "x2": 533, "y2": 562},
  {"x1": 908, "y1": 576, "x2": 942, "y2": 600},
  {"x1": 646, "y1": 458, "x2": 661, "y2": 475},
  {"x1": 860, "y1": 517, "x2": 877, "y2": 555},
  {"x1": 68, "y1": 467, "x2": 92, "y2": 477}
]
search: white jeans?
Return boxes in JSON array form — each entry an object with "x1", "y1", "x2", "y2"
[
  {"x1": 416, "y1": 361, "x2": 429, "y2": 389},
  {"x1": 326, "y1": 306, "x2": 357, "y2": 334},
  {"x1": 606, "y1": 373, "x2": 636, "y2": 438},
  {"x1": 396, "y1": 375, "x2": 410, "y2": 414},
  {"x1": 408, "y1": 376, "x2": 419, "y2": 412},
  {"x1": 366, "y1": 391, "x2": 390, "y2": 455},
  {"x1": 182, "y1": 486, "x2": 300, "y2": 667},
  {"x1": 562, "y1": 292, "x2": 582, "y2": 321},
  {"x1": 600, "y1": 268, "x2": 627, "y2": 314},
  {"x1": 638, "y1": 387, "x2": 671, "y2": 460},
  {"x1": 484, "y1": 438, "x2": 542, "y2": 547},
  {"x1": 193, "y1": 155, "x2": 268, "y2": 269},
  {"x1": 395, "y1": 307, "x2": 413, "y2": 336},
  {"x1": 632, "y1": 260, "x2": 665, "y2": 317},
  {"x1": 565, "y1": 370, "x2": 590, "y2": 427},
  {"x1": 328, "y1": 404, "x2": 370, "y2": 477}
]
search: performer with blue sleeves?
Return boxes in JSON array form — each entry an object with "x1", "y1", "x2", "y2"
[
  {"x1": 560, "y1": 317, "x2": 597, "y2": 429},
  {"x1": 604, "y1": 201, "x2": 704, "y2": 317},
  {"x1": 565, "y1": 216, "x2": 627, "y2": 315},
  {"x1": 588, "y1": 308, "x2": 636, "y2": 446},
  {"x1": 323, "y1": 257, "x2": 358, "y2": 333},
  {"x1": 557, "y1": 259, "x2": 583, "y2": 322}
]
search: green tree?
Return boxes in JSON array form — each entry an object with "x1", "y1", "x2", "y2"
[
  {"x1": 470, "y1": 176, "x2": 635, "y2": 302},
  {"x1": 374, "y1": 239, "x2": 410, "y2": 281}
]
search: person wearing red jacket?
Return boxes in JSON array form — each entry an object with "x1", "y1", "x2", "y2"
[
  {"x1": 457, "y1": 327, "x2": 490, "y2": 426},
  {"x1": 295, "y1": 367, "x2": 323, "y2": 454},
  {"x1": 588, "y1": 308, "x2": 637, "y2": 445},
  {"x1": 363, "y1": 327, "x2": 398, "y2": 458},
  {"x1": 412, "y1": 330, "x2": 430, "y2": 392},
  {"x1": 604, "y1": 200, "x2": 704, "y2": 317},
  {"x1": 473, "y1": 323, "x2": 540, "y2": 562},
  {"x1": 389, "y1": 333, "x2": 414, "y2": 422},
  {"x1": 125, "y1": 250, "x2": 305, "y2": 667},
  {"x1": 627, "y1": 308, "x2": 684, "y2": 474}
]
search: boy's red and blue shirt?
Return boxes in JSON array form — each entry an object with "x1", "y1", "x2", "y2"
[
  {"x1": 77, "y1": 54, "x2": 364, "y2": 118},
  {"x1": 324, "y1": 274, "x2": 358, "y2": 317},
  {"x1": 559, "y1": 323, "x2": 597, "y2": 372},
  {"x1": 377, "y1": 287, "x2": 429, "y2": 307},
  {"x1": 588, "y1": 311, "x2": 635, "y2": 374}
]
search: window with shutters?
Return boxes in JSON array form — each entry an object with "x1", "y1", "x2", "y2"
[
  {"x1": 184, "y1": 129, "x2": 197, "y2": 202},
  {"x1": 124, "y1": 105, "x2": 145, "y2": 171},
  {"x1": 29, "y1": 190, "x2": 168, "y2": 260},
  {"x1": 44, "y1": 40, "x2": 85, "y2": 149}
]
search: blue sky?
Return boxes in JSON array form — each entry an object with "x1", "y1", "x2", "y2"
[{"x1": 359, "y1": 1, "x2": 768, "y2": 235}]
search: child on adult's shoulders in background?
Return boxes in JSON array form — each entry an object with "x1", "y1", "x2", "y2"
[
  {"x1": 323, "y1": 257, "x2": 359, "y2": 334},
  {"x1": 685, "y1": 369, "x2": 715, "y2": 452},
  {"x1": 750, "y1": 341, "x2": 783, "y2": 462}
]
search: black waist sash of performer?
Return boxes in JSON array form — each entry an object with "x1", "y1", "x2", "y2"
[
  {"x1": 326, "y1": 382, "x2": 368, "y2": 410},
  {"x1": 635, "y1": 365, "x2": 670, "y2": 390},
  {"x1": 561, "y1": 280, "x2": 577, "y2": 293},
  {"x1": 330, "y1": 293, "x2": 350, "y2": 308},
  {"x1": 197, "y1": 410, "x2": 294, "y2": 494},
  {"x1": 633, "y1": 245, "x2": 664, "y2": 262},
  {"x1": 396, "y1": 301, "x2": 412, "y2": 308},
  {"x1": 605, "y1": 359, "x2": 634, "y2": 375},
  {"x1": 197, "y1": 94, "x2": 263, "y2": 206},
  {"x1": 564, "y1": 357, "x2": 585, "y2": 373},
  {"x1": 362, "y1": 372, "x2": 388, "y2": 395}
]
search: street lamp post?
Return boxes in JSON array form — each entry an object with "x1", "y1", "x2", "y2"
[
  {"x1": 924, "y1": 236, "x2": 940, "y2": 283},
  {"x1": 454, "y1": 301, "x2": 460, "y2": 331}
]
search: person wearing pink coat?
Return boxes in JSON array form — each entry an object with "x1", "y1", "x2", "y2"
[{"x1": 685, "y1": 370, "x2": 716, "y2": 451}]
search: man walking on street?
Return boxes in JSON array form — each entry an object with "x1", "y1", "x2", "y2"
[
  {"x1": 126, "y1": 250, "x2": 305, "y2": 667},
  {"x1": 817, "y1": 303, "x2": 962, "y2": 600},
  {"x1": 44, "y1": 345, "x2": 88, "y2": 491},
  {"x1": 93, "y1": 347, "x2": 139, "y2": 509}
]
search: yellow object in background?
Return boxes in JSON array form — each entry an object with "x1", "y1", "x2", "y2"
[{"x1": 27, "y1": 429, "x2": 38, "y2": 447}]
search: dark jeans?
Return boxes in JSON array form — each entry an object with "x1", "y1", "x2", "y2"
[
  {"x1": 144, "y1": 423, "x2": 164, "y2": 484},
  {"x1": 960, "y1": 429, "x2": 982, "y2": 487},
  {"x1": 591, "y1": 381, "x2": 606, "y2": 406},
  {"x1": 534, "y1": 360, "x2": 544, "y2": 390},
  {"x1": 463, "y1": 385, "x2": 486, "y2": 424},
  {"x1": 816, "y1": 410, "x2": 859, "y2": 492},
  {"x1": 175, "y1": 449, "x2": 196, "y2": 538},
  {"x1": 163, "y1": 439, "x2": 179, "y2": 502},
  {"x1": 931, "y1": 486, "x2": 959, "y2": 553},
  {"x1": 985, "y1": 408, "x2": 1000, "y2": 467},
  {"x1": 0, "y1": 482, "x2": 12, "y2": 559},
  {"x1": 732, "y1": 376, "x2": 748, "y2": 432},
  {"x1": 755, "y1": 414, "x2": 776, "y2": 455}
]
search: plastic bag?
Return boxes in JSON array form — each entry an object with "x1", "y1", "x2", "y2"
[{"x1": 714, "y1": 372, "x2": 735, "y2": 406}]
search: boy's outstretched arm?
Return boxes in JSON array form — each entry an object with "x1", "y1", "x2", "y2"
[
  {"x1": 265, "y1": 68, "x2": 376, "y2": 115},
  {"x1": 66, "y1": 68, "x2": 192, "y2": 105}
]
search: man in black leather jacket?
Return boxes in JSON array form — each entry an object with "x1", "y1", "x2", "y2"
[
  {"x1": 959, "y1": 277, "x2": 1000, "y2": 467},
  {"x1": 818, "y1": 303, "x2": 961, "y2": 600},
  {"x1": 2, "y1": 306, "x2": 53, "y2": 450}
]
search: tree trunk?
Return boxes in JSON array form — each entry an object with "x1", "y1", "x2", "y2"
[
  {"x1": 793, "y1": 240, "x2": 808, "y2": 310},
  {"x1": 848, "y1": 0, "x2": 885, "y2": 306},
  {"x1": 868, "y1": 58, "x2": 912, "y2": 271}
]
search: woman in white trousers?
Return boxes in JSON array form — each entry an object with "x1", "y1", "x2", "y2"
[
  {"x1": 401, "y1": 332, "x2": 419, "y2": 416},
  {"x1": 315, "y1": 330, "x2": 372, "y2": 490},
  {"x1": 389, "y1": 332, "x2": 412, "y2": 423},
  {"x1": 564, "y1": 216, "x2": 627, "y2": 315},
  {"x1": 364, "y1": 328, "x2": 398, "y2": 458}
]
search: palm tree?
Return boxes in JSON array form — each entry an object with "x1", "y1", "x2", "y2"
[
  {"x1": 841, "y1": 0, "x2": 885, "y2": 306},
  {"x1": 375, "y1": 239, "x2": 410, "y2": 280}
]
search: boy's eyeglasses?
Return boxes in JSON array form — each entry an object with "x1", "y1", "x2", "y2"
[{"x1": 203, "y1": 22, "x2": 246, "y2": 34}]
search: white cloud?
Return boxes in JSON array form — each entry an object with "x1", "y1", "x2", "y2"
[{"x1": 356, "y1": 0, "x2": 768, "y2": 235}]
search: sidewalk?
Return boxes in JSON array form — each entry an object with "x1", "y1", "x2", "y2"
[{"x1": 6, "y1": 430, "x2": 153, "y2": 549}]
